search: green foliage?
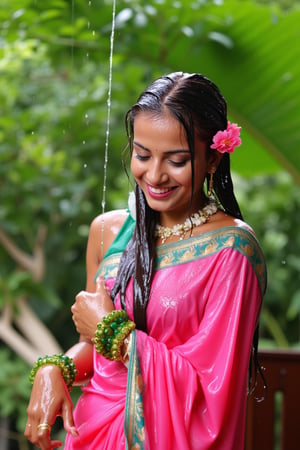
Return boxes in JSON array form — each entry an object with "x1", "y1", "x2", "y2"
[
  {"x1": 255, "y1": 0, "x2": 300, "y2": 10},
  {"x1": 0, "y1": 272, "x2": 61, "y2": 309},
  {"x1": 235, "y1": 172, "x2": 300, "y2": 348},
  {"x1": 0, "y1": 348, "x2": 31, "y2": 431},
  {"x1": 0, "y1": 0, "x2": 300, "y2": 443}
]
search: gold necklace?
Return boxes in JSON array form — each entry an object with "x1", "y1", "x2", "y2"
[{"x1": 155, "y1": 200, "x2": 218, "y2": 244}]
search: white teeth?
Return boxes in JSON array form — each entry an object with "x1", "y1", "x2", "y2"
[{"x1": 149, "y1": 186, "x2": 171, "y2": 194}]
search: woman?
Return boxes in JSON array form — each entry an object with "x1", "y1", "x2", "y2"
[{"x1": 25, "y1": 72, "x2": 266, "y2": 449}]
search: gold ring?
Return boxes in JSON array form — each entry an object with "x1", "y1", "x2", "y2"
[{"x1": 37, "y1": 423, "x2": 51, "y2": 432}]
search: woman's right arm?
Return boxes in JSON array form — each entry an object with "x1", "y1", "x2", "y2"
[{"x1": 25, "y1": 210, "x2": 128, "y2": 449}]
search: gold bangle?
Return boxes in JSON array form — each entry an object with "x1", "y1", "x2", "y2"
[{"x1": 37, "y1": 423, "x2": 51, "y2": 432}]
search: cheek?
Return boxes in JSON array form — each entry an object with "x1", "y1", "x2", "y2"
[
  {"x1": 130, "y1": 157, "x2": 142, "y2": 180},
  {"x1": 174, "y1": 166, "x2": 193, "y2": 186}
]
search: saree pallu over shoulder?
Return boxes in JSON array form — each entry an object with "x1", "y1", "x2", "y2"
[
  {"x1": 95, "y1": 212, "x2": 135, "y2": 281},
  {"x1": 98, "y1": 253, "x2": 122, "y2": 280},
  {"x1": 157, "y1": 226, "x2": 266, "y2": 295},
  {"x1": 135, "y1": 228, "x2": 266, "y2": 449},
  {"x1": 99, "y1": 225, "x2": 267, "y2": 295}
]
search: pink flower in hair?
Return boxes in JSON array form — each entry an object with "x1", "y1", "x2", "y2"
[{"x1": 210, "y1": 121, "x2": 242, "y2": 154}]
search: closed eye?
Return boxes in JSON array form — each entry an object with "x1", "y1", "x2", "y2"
[
  {"x1": 134, "y1": 153, "x2": 149, "y2": 161},
  {"x1": 169, "y1": 159, "x2": 189, "y2": 167}
]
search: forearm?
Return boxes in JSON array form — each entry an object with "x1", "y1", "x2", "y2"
[{"x1": 65, "y1": 340, "x2": 94, "y2": 385}]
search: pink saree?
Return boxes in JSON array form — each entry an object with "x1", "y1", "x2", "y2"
[{"x1": 65, "y1": 216, "x2": 266, "y2": 450}]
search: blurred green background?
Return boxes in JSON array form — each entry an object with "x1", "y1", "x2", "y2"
[{"x1": 0, "y1": 0, "x2": 300, "y2": 447}]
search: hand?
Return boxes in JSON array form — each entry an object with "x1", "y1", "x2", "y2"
[
  {"x1": 71, "y1": 276, "x2": 114, "y2": 339},
  {"x1": 24, "y1": 365, "x2": 78, "y2": 449}
]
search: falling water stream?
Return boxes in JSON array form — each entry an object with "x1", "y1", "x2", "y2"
[
  {"x1": 101, "y1": 0, "x2": 117, "y2": 259},
  {"x1": 69, "y1": 0, "x2": 117, "y2": 258}
]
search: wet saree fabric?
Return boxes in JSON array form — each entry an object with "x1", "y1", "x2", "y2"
[{"x1": 65, "y1": 217, "x2": 266, "y2": 449}]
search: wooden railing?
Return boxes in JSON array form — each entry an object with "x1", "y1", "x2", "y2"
[{"x1": 245, "y1": 349, "x2": 300, "y2": 450}]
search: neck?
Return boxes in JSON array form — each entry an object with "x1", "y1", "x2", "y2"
[
  {"x1": 159, "y1": 196, "x2": 208, "y2": 229},
  {"x1": 155, "y1": 199, "x2": 218, "y2": 244}
]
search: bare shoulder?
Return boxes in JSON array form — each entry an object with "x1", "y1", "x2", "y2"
[
  {"x1": 91, "y1": 209, "x2": 129, "y2": 232},
  {"x1": 89, "y1": 209, "x2": 129, "y2": 257},
  {"x1": 85, "y1": 209, "x2": 129, "y2": 291},
  {"x1": 91, "y1": 209, "x2": 129, "y2": 239}
]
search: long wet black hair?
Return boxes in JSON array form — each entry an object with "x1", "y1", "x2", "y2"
[{"x1": 110, "y1": 72, "x2": 262, "y2": 391}]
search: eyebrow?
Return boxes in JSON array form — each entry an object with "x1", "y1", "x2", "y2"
[{"x1": 133, "y1": 141, "x2": 190, "y2": 155}]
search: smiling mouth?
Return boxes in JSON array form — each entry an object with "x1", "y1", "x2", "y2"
[
  {"x1": 146, "y1": 184, "x2": 177, "y2": 198},
  {"x1": 148, "y1": 186, "x2": 174, "y2": 194}
]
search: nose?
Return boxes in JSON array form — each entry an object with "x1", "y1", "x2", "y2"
[{"x1": 147, "y1": 159, "x2": 168, "y2": 185}]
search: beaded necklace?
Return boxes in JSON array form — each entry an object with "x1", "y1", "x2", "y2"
[{"x1": 155, "y1": 200, "x2": 218, "y2": 244}]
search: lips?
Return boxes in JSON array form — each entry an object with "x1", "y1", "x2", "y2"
[
  {"x1": 149, "y1": 186, "x2": 171, "y2": 194},
  {"x1": 146, "y1": 184, "x2": 177, "y2": 199}
]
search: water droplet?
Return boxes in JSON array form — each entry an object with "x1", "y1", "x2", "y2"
[
  {"x1": 82, "y1": 140, "x2": 86, "y2": 145},
  {"x1": 83, "y1": 163, "x2": 87, "y2": 169}
]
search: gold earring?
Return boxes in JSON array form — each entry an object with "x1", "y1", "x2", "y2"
[{"x1": 208, "y1": 172, "x2": 214, "y2": 197}]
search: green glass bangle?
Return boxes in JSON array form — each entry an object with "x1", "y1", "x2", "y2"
[
  {"x1": 29, "y1": 353, "x2": 77, "y2": 390},
  {"x1": 110, "y1": 320, "x2": 136, "y2": 361},
  {"x1": 102, "y1": 309, "x2": 128, "y2": 326},
  {"x1": 93, "y1": 310, "x2": 136, "y2": 361},
  {"x1": 93, "y1": 310, "x2": 129, "y2": 355}
]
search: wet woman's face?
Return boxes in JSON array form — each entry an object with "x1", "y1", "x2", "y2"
[{"x1": 130, "y1": 111, "x2": 210, "y2": 226}]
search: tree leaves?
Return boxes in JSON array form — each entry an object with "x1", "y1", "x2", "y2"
[{"x1": 1, "y1": 0, "x2": 300, "y2": 434}]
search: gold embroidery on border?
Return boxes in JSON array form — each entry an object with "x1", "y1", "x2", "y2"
[
  {"x1": 125, "y1": 331, "x2": 145, "y2": 450},
  {"x1": 241, "y1": 244, "x2": 254, "y2": 257},
  {"x1": 160, "y1": 253, "x2": 175, "y2": 266},
  {"x1": 156, "y1": 227, "x2": 266, "y2": 294},
  {"x1": 98, "y1": 254, "x2": 122, "y2": 279},
  {"x1": 203, "y1": 241, "x2": 218, "y2": 255},
  {"x1": 224, "y1": 236, "x2": 235, "y2": 247},
  {"x1": 179, "y1": 247, "x2": 197, "y2": 262},
  {"x1": 99, "y1": 227, "x2": 266, "y2": 294}
]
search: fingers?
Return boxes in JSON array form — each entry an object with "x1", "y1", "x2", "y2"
[
  {"x1": 24, "y1": 366, "x2": 74, "y2": 449},
  {"x1": 24, "y1": 421, "x2": 33, "y2": 440},
  {"x1": 72, "y1": 277, "x2": 109, "y2": 306},
  {"x1": 71, "y1": 290, "x2": 86, "y2": 316},
  {"x1": 96, "y1": 275, "x2": 112, "y2": 297},
  {"x1": 71, "y1": 277, "x2": 114, "y2": 338},
  {"x1": 25, "y1": 419, "x2": 62, "y2": 450},
  {"x1": 96, "y1": 275, "x2": 105, "y2": 293},
  {"x1": 61, "y1": 400, "x2": 79, "y2": 438},
  {"x1": 36, "y1": 422, "x2": 61, "y2": 449}
]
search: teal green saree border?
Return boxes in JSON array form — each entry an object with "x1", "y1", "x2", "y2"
[
  {"x1": 98, "y1": 226, "x2": 266, "y2": 295},
  {"x1": 124, "y1": 330, "x2": 145, "y2": 450}
]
